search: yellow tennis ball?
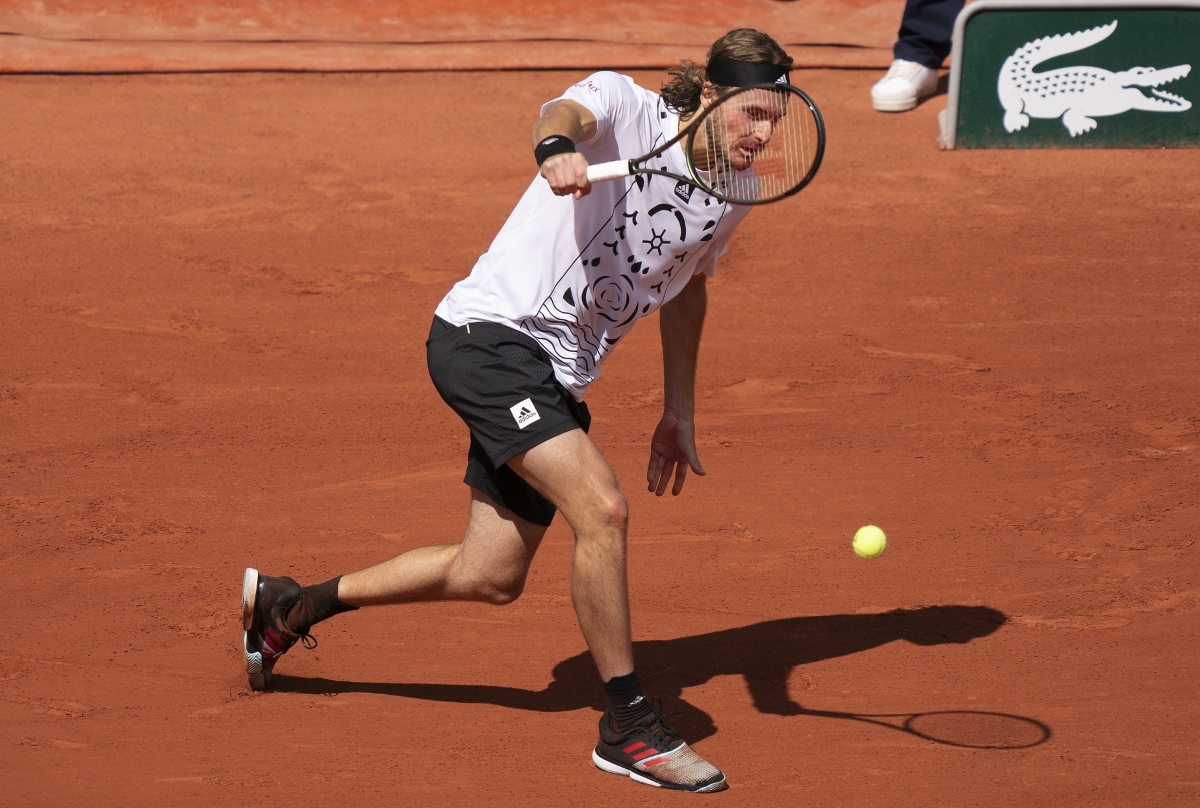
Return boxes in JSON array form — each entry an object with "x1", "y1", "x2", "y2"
[{"x1": 853, "y1": 525, "x2": 887, "y2": 559}]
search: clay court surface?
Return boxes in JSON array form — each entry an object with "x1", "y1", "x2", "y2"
[{"x1": 2, "y1": 67, "x2": 1199, "y2": 805}]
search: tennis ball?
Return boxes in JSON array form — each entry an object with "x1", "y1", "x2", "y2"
[{"x1": 853, "y1": 525, "x2": 887, "y2": 559}]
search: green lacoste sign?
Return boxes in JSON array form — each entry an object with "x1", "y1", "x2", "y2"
[{"x1": 942, "y1": 1, "x2": 1200, "y2": 148}]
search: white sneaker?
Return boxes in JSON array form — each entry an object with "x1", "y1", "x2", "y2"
[{"x1": 871, "y1": 59, "x2": 940, "y2": 112}]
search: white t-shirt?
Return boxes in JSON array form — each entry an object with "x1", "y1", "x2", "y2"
[{"x1": 435, "y1": 71, "x2": 751, "y2": 400}]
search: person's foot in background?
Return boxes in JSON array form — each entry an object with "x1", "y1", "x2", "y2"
[{"x1": 871, "y1": 59, "x2": 939, "y2": 111}]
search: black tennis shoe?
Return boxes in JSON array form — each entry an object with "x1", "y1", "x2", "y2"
[
  {"x1": 242, "y1": 568, "x2": 315, "y2": 691},
  {"x1": 592, "y1": 699, "x2": 727, "y2": 792}
]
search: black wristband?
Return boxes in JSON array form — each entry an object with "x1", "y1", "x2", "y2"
[{"x1": 535, "y1": 135, "x2": 576, "y2": 166}]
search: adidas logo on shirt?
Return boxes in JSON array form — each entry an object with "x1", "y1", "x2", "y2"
[
  {"x1": 510, "y1": 398, "x2": 541, "y2": 429},
  {"x1": 674, "y1": 180, "x2": 694, "y2": 203}
]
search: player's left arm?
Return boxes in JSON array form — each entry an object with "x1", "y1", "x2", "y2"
[{"x1": 648, "y1": 273, "x2": 708, "y2": 497}]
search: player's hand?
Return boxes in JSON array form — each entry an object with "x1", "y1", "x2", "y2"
[
  {"x1": 647, "y1": 410, "x2": 705, "y2": 497},
  {"x1": 540, "y1": 152, "x2": 592, "y2": 199}
]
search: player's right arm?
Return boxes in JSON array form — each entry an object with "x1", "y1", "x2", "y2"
[{"x1": 533, "y1": 99, "x2": 597, "y2": 199}]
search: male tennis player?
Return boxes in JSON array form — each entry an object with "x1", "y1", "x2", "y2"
[{"x1": 243, "y1": 28, "x2": 793, "y2": 793}]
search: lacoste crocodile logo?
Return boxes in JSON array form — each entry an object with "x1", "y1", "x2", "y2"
[{"x1": 999, "y1": 20, "x2": 1191, "y2": 137}]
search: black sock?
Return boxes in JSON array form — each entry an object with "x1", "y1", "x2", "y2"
[
  {"x1": 603, "y1": 670, "x2": 652, "y2": 731},
  {"x1": 285, "y1": 576, "x2": 357, "y2": 634}
]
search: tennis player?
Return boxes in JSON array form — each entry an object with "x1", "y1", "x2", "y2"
[{"x1": 243, "y1": 28, "x2": 794, "y2": 793}]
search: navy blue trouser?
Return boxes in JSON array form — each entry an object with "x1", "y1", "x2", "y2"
[{"x1": 893, "y1": 0, "x2": 966, "y2": 68}]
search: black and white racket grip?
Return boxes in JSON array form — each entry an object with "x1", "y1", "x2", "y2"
[{"x1": 585, "y1": 160, "x2": 633, "y2": 183}]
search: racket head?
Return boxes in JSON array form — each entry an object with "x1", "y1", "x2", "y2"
[{"x1": 683, "y1": 83, "x2": 825, "y2": 205}]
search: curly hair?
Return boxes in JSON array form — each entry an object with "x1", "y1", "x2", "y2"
[{"x1": 660, "y1": 28, "x2": 794, "y2": 115}]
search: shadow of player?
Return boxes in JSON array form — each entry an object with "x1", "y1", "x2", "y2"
[{"x1": 273, "y1": 605, "x2": 1007, "y2": 742}]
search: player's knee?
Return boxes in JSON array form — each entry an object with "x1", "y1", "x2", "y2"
[
  {"x1": 477, "y1": 570, "x2": 526, "y2": 605},
  {"x1": 592, "y1": 489, "x2": 629, "y2": 536},
  {"x1": 456, "y1": 560, "x2": 528, "y2": 605},
  {"x1": 611, "y1": 491, "x2": 630, "y2": 528},
  {"x1": 483, "y1": 585, "x2": 522, "y2": 606}
]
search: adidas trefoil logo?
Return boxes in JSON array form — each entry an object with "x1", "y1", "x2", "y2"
[{"x1": 510, "y1": 398, "x2": 541, "y2": 429}]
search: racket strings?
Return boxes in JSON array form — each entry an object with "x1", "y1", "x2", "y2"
[{"x1": 690, "y1": 86, "x2": 821, "y2": 204}]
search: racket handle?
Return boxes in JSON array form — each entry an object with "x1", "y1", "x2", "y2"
[{"x1": 586, "y1": 160, "x2": 633, "y2": 184}]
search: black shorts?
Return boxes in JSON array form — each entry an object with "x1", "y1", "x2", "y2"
[{"x1": 426, "y1": 316, "x2": 591, "y2": 526}]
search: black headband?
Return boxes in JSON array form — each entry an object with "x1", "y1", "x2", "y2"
[{"x1": 705, "y1": 59, "x2": 790, "y2": 88}]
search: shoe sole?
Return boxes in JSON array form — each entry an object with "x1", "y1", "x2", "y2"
[
  {"x1": 242, "y1": 567, "x2": 259, "y2": 630},
  {"x1": 872, "y1": 83, "x2": 939, "y2": 113},
  {"x1": 591, "y1": 749, "x2": 727, "y2": 793},
  {"x1": 242, "y1": 567, "x2": 269, "y2": 692},
  {"x1": 872, "y1": 97, "x2": 920, "y2": 112}
]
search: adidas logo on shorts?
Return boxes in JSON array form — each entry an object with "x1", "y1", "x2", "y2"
[{"x1": 510, "y1": 398, "x2": 541, "y2": 429}]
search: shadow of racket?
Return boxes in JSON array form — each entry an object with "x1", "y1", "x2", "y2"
[{"x1": 799, "y1": 707, "x2": 1050, "y2": 749}]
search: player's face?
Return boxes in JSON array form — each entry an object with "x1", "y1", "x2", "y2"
[
  {"x1": 717, "y1": 90, "x2": 785, "y2": 171},
  {"x1": 689, "y1": 86, "x2": 789, "y2": 176}
]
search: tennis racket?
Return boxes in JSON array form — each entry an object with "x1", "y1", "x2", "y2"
[{"x1": 585, "y1": 83, "x2": 825, "y2": 205}]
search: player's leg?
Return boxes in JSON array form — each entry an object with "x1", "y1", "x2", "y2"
[
  {"x1": 507, "y1": 428, "x2": 631, "y2": 680},
  {"x1": 245, "y1": 317, "x2": 566, "y2": 689},
  {"x1": 243, "y1": 488, "x2": 545, "y2": 690},
  {"x1": 508, "y1": 429, "x2": 727, "y2": 792},
  {"x1": 336, "y1": 488, "x2": 547, "y2": 606}
]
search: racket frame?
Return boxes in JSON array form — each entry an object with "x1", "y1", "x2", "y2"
[{"x1": 585, "y1": 83, "x2": 826, "y2": 205}]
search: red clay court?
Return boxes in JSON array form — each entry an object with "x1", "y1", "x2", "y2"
[{"x1": 2, "y1": 2, "x2": 1199, "y2": 805}]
